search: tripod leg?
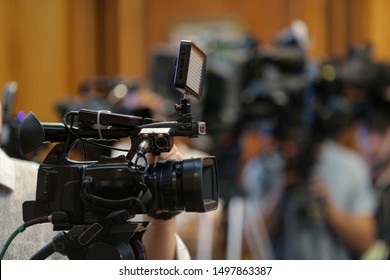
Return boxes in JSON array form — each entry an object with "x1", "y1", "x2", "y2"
[
  {"x1": 130, "y1": 232, "x2": 146, "y2": 260},
  {"x1": 31, "y1": 231, "x2": 75, "y2": 259},
  {"x1": 30, "y1": 241, "x2": 56, "y2": 260}
]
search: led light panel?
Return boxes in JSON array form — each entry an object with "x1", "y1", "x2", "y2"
[{"x1": 174, "y1": 40, "x2": 206, "y2": 99}]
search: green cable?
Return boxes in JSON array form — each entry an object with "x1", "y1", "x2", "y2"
[{"x1": 0, "y1": 225, "x2": 26, "y2": 260}]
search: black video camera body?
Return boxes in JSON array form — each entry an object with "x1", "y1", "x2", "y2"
[{"x1": 22, "y1": 135, "x2": 217, "y2": 230}]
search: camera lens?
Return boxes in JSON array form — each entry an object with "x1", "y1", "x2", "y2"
[{"x1": 149, "y1": 157, "x2": 218, "y2": 212}]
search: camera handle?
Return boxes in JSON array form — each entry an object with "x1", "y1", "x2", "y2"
[{"x1": 30, "y1": 210, "x2": 149, "y2": 260}]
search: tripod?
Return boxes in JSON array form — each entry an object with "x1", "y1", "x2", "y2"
[{"x1": 30, "y1": 210, "x2": 149, "y2": 260}]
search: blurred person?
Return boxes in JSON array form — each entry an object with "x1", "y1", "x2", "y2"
[
  {"x1": 0, "y1": 101, "x2": 64, "y2": 260},
  {"x1": 0, "y1": 99, "x2": 188, "y2": 259},
  {"x1": 237, "y1": 120, "x2": 283, "y2": 259},
  {"x1": 352, "y1": 111, "x2": 390, "y2": 259},
  {"x1": 238, "y1": 36, "x2": 377, "y2": 258},
  {"x1": 239, "y1": 120, "x2": 377, "y2": 259},
  {"x1": 239, "y1": 120, "x2": 283, "y2": 206},
  {"x1": 337, "y1": 47, "x2": 390, "y2": 258}
]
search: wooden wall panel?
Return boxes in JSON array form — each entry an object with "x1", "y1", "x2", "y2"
[
  {"x1": 140, "y1": 0, "x2": 292, "y2": 79},
  {"x1": 6, "y1": 0, "x2": 72, "y2": 122},
  {"x1": 0, "y1": 0, "x2": 18, "y2": 89},
  {"x1": 286, "y1": 0, "x2": 328, "y2": 59},
  {"x1": 348, "y1": 0, "x2": 371, "y2": 44},
  {"x1": 117, "y1": 0, "x2": 147, "y2": 79},
  {"x1": 99, "y1": 0, "x2": 119, "y2": 76},
  {"x1": 68, "y1": 0, "x2": 100, "y2": 95},
  {"x1": 2, "y1": 0, "x2": 390, "y2": 123},
  {"x1": 144, "y1": 0, "x2": 290, "y2": 48},
  {"x1": 328, "y1": 0, "x2": 349, "y2": 58},
  {"x1": 81, "y1": 0, "x2": 147, "y2": 79},
  {"x1": 368, "y1": 0, "x2": 390, "y2": 61}
]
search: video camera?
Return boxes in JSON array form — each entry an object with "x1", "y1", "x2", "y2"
[{"x1": 18, "y1": 40, "x2": 218, "y2": 259}]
